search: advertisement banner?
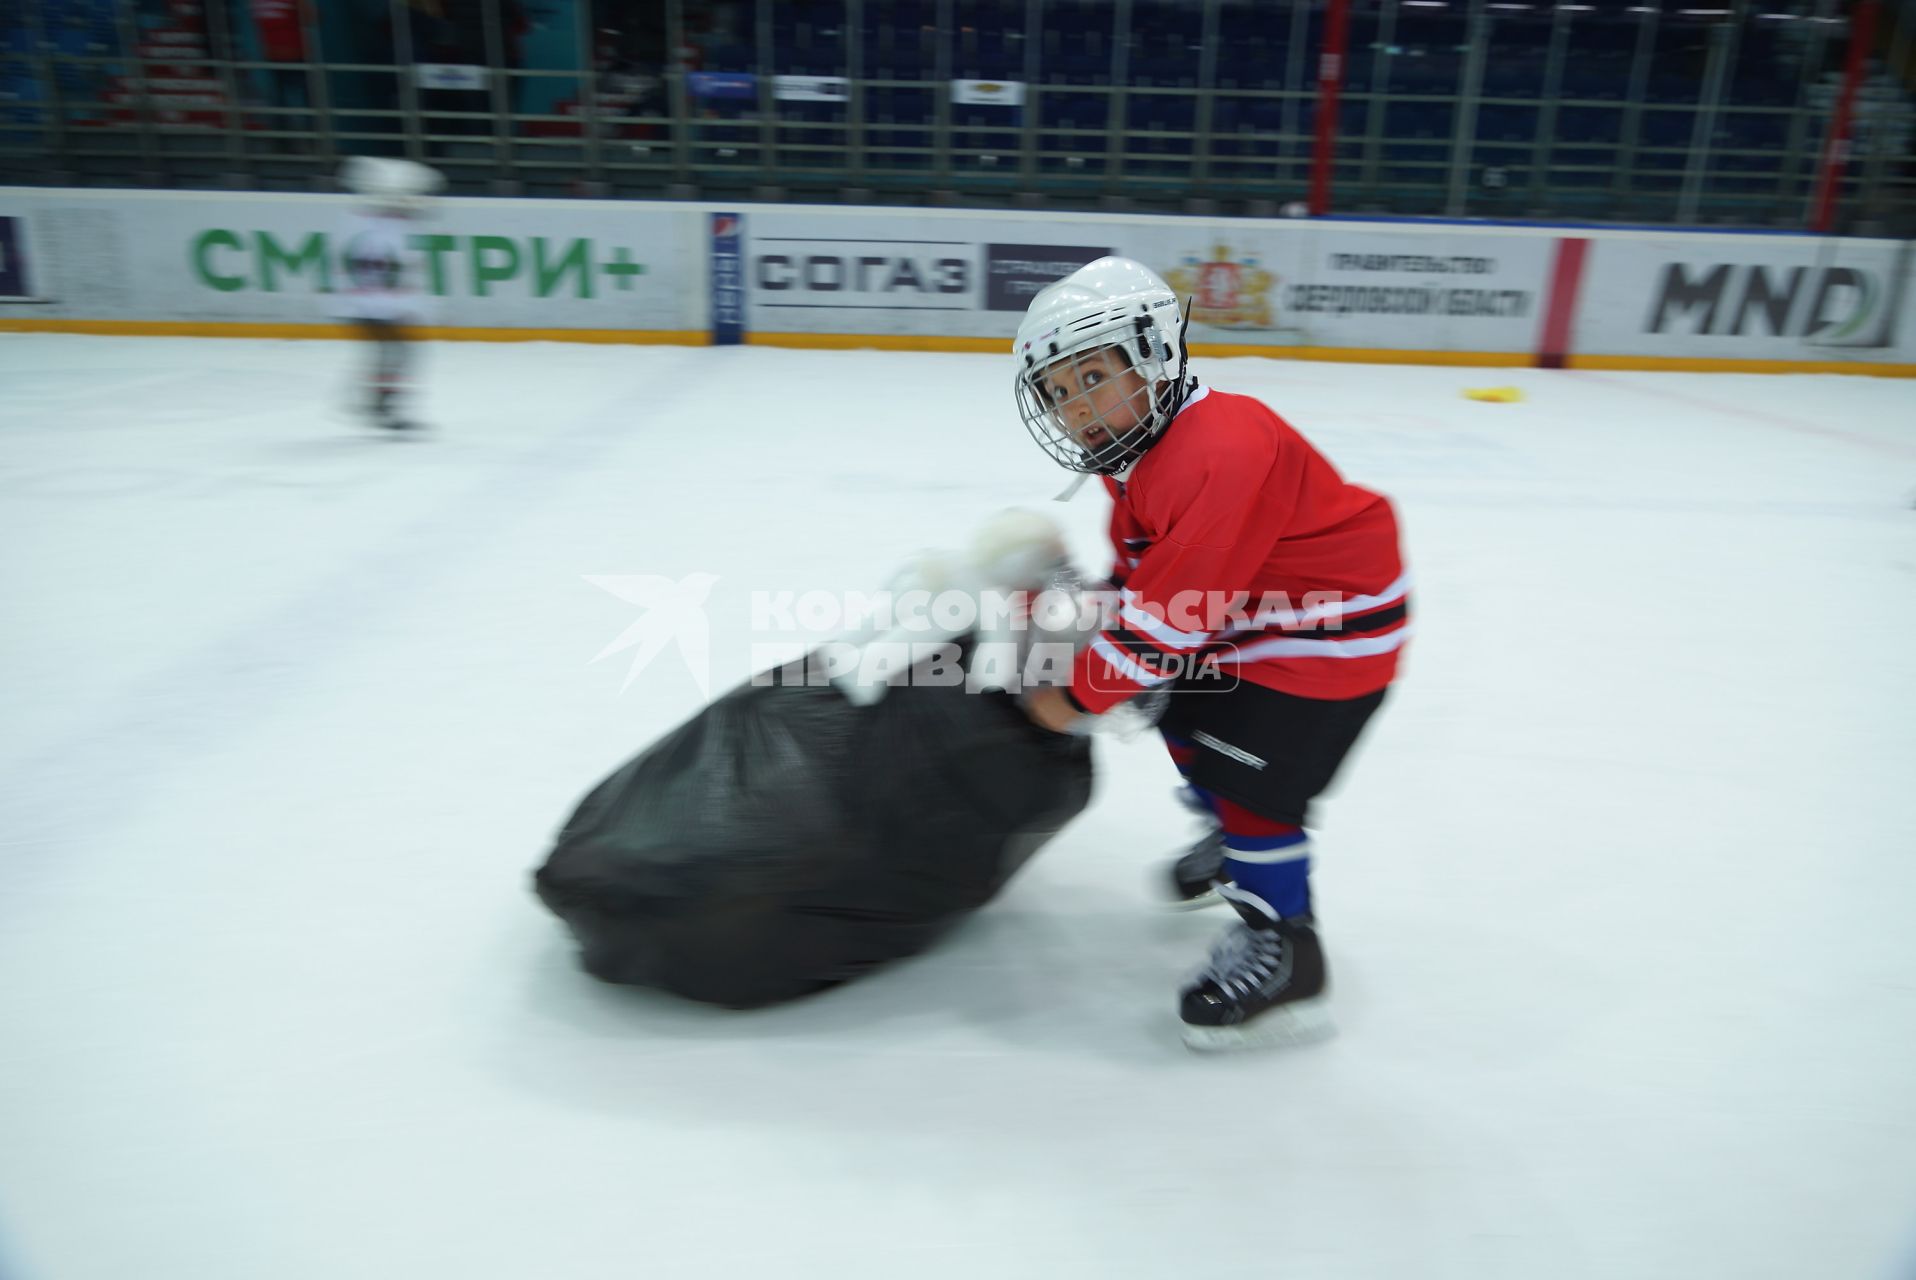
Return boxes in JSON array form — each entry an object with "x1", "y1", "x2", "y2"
[
  {"x1": 1574, "y1": 235, "x2": 1913, "y2": 361},
  {"x1": 3, "y1": 191, "x2": 703, "y2": 331},
  {"x1": 773, "y1": 75, "x2": 849, "y2": 103},
  {"x1": 711, "y1": 211, "x2": 744, "y2": 345},
  {"x1": 688, "y1": 72, "x2": 757, "y2": 102},
  {"x1": 1134, "y1": 230, "x2": 1551, "y2": 352},
  {"x1": 740, "y1": 210, "x2": 1553, "y2": 350},
  {"x1": 16, "y1": 191, "x2": 1908, "y2": 365},
  {"x1": 741, "y1": 211, "x2": 1123, "y2": 337},
  {"x1": 952, "y1": 79, "x2": 1026, "y2": 107},
  {"x1": 984, "y1": 243, "x2": 1111, "y2": 311},
  {"x1": 750, "y1": 234, "x2": 976, "y2": 313},
  {"x1": 0, "y1": 216, "x2": 33, "y2": 300},
  {"x1": 413, "y1": 64, "x2": 489, "y2": 91}
]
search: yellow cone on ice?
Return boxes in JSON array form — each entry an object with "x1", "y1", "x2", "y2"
[{"x1": 1463, "y1": 386, "x2": 1525, "y2": 403}]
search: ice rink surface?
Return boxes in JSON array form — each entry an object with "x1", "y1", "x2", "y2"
[{"x1": 3, "y1": 334, "x2": 1915, "y2": 1280}]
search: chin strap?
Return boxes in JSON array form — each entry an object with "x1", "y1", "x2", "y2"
[
  {"x1": 1053, "y1": 472, "x2": 1092, "y2": 502},
  {"x1": 1156, "y1": 298, "x2": 1195, "y2": 424}
]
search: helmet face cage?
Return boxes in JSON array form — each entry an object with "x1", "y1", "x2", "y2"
[
  {"x1": 1015, "y1": 299, "x2": 1190, "y2": 476},
  {"x1": 1015, "y1": 344, "x2": 1154, "y2": 475}
]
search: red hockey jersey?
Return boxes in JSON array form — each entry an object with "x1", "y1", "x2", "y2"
[{"x1": 1066, "y1": 384, "x2": 1409, "y2": 714}]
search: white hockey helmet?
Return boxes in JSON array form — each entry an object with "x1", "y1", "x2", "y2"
[
  {"x1": 1012, "y1": 255, "x2": 1192, "y2": 475},
  {"x1": 340, "y1": 155, "x2": 445, "y2": 214}
]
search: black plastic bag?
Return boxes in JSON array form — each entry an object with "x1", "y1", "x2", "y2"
[{"x1": 533, "y1": 653, "x2": 1093, "y2": 1008}]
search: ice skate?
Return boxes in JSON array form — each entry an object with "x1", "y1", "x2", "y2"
[{"x1": 1180, "y1": 885, "x2": 1334, "y2": 1051}]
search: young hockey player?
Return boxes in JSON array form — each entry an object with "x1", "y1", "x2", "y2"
[
  {"x1": 1012, "y1": 256, "x2": 1410, "y2": 1051},
  {"x1": 334, "y1": 156, "x2": 442, "y2": 431}
]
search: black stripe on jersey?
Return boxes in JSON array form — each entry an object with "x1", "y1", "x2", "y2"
[
  {"x1": 1274, "y1": 600, "x2": 1409, "y2": 637},
  {"x1": 1107, "y1": 625, "x2": 1171, "y2": 660}
]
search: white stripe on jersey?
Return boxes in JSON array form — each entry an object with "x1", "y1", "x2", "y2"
[
  {"x1": 1119, "y1": 590, "x2": 1211, "y2": 650},
  {"x1": 1217, "y1": 624, "x2": 1413, "y2": 663},
  {"x1": 1241, "y1": 570, "x2": 1413, "y2": 631}
]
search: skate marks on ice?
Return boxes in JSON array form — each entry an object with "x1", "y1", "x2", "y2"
[{"x1": 0, "y1": 351, "x2": 711, "y2": 858}]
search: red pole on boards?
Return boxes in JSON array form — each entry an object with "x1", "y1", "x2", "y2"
[
  {"x1": 1809, "y1": 0, "x2": 1879, "y2": 233},
  {"x1": 1309, "y1": 0, "x2": 1353, "y2": 217}
]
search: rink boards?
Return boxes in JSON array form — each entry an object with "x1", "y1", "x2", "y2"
[{"x1": 1, "y1": 188, "x2": 1911, "y2": 374}]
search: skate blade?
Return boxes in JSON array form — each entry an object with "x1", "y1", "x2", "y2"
[
  {"x1": 1181, "y1": 997, "x2": 1336, "y2": 1052},
  {"x1": 1166, "y1": 885, "x2": 1226, "y2": 912}
]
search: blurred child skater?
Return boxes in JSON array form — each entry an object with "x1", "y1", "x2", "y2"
[
  {"x1": 335, "y1": 157, "x2": 442, "y2": 431},
  {"x1": 1012, "y1": 257, "x2": 1410, "y2": 1051}
]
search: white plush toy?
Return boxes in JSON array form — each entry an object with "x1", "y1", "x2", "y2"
[{"x1": 830, "y1": 509, "x2": 1077, "y2": 707}]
